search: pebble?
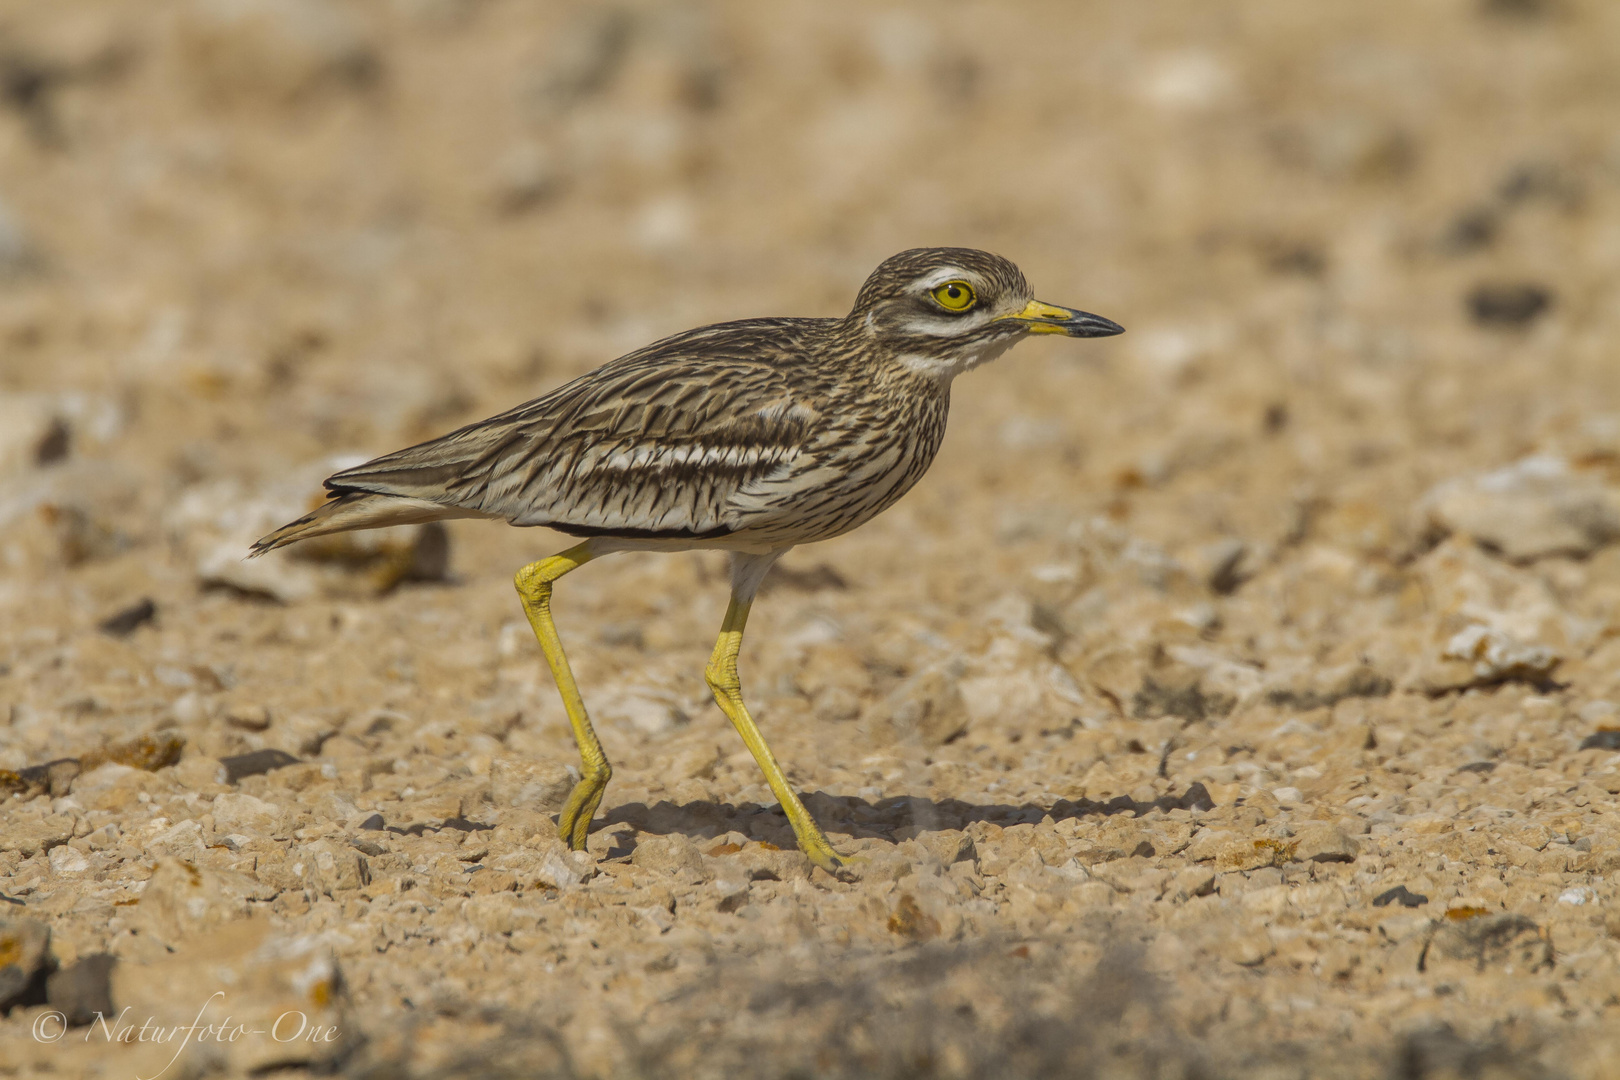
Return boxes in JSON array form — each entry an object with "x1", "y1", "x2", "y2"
[
  {"x1": 111, "y1": 919, "x2": 351, "y2": 1074},
  {"x1": 1421, "y1": 455, "x2": 1620, "y2": 563},
  {"x1": 133, "y1": 858, "x2": 276, "y2": 951},
  {"x1": 1373, "y1": 885, "x2": 1430, "y2": 908},
  {"x1": 1291, "y1": 823, "x2": 1359, "y2": 864},
  {"x1": 45, "y1": 953, "x2": 116, "y2": 1026},
  {"x1": 0, "y1": 917, "x2": 50, "y2": 1010}
]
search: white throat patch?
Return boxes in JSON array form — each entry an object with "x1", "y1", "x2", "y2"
[{"x1": 896, "y1": 334, "x2": 1020, "y2": 383}]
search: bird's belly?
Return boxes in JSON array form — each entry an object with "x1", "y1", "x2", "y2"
[{"x1": 727, "y1": 431, "x2": 941, "y2": 546}]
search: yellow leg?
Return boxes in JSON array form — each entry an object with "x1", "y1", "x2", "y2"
[
  {"x1": 514, "y1": 542, "x2": 607, "y2": 850},
  {"x1": 704, "y1": 596, "x2": 844, "y2": 874}
]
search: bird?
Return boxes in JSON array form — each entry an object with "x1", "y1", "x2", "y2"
[{"x1": 251, "y1": 247, "x2": 1123, "y2": 873}]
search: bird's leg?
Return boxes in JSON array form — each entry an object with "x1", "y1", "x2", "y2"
[
  {"x1": 704, "y1": 591, "x2": 844, "y2": 874},
  {"x1": 514, "y1": 541, "x2": 607, "y2": 850}
]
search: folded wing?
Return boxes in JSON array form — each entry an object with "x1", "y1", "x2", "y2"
[{"x1": 322, "y1": 323, "x2": 825, "y2": 540}]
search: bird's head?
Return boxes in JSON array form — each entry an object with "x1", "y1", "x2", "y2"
[{"x1": 846, "y1": 247, "x2": 1123, "y2": 380}]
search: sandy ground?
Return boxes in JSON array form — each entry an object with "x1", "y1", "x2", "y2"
[{"x1": 3, "y1": 1, "x2": 1620, "y2": 1076}]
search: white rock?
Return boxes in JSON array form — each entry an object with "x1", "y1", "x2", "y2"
[
  {"x1": 148, "y1": 819, "x2": 206, "y2": 858},
  {"x1": 134, "y1": 857, "x2": 277, "y2": 950},
  {"x1": 489, "y1": 756, "x2": 576, "y2": 810},
  {"x1": 596, "y1": 687, "x2": 690, "y2": 737},
  {"x1": 212, "y1": 792, "x2": 286, "y2": 835},
  {"x1": 1442, "y1": 624, "x2": 1559, "y2": 683},
  {"x1": 48, "y1": 845, "x2": 90, "y2": 874},
  {"x1": 1421, "y1": 455, "x2": 1620, "y2": 562}
]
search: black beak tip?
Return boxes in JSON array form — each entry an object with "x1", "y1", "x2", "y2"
[{"x1": 1065, "y1": 311, "x2": 1125, "y2": 338}]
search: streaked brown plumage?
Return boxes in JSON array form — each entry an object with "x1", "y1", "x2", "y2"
[{"x1": 252, "y1": 248, "x2": 1122, "y2": 873}]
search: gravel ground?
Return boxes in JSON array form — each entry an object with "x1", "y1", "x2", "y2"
[{"x1": 3, "y1": 1, "x2": 1620, "y2": 1077}]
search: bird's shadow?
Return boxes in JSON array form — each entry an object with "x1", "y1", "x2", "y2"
[{"x1": 599, "y1": 783, "x2": 1214, "y2": 850}]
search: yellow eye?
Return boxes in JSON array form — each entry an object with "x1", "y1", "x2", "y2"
[{"x1": 931, "y1": 281, "x2": 976, "y2": 311}]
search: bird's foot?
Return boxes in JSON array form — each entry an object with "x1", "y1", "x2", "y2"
[
  {"x1": 556, "y1": 770, "x2": 610, "y2": 850},
  {"x1": 798, "y1": 833, "x2": 853, "y2": 880}
]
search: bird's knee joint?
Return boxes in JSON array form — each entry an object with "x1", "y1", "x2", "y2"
[
  {"x1": 513, "y1": 567, "x2": 554, "y2": 601},
  {"x1": 704, "y1": 665, "x2": 739, "y2": 697}
]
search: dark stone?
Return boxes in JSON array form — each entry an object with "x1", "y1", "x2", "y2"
[
  {"x1": 1441, "y1": 207, "x2": 1498, "y2": 253},
  {"x1": 1579, "y1": 730, "x2": 1620, "y2": 751},
  {"x1": 99, "y1": 597, "x2": 156, "y2": 637},
  {"x1": 1467, "y1": 282, "x2": 1552, "y2": 327},
  {"x1": 351, "y1": 836, "x2": 385, "y2": 857},
  {"x1": 1177, "y1": 782, "x2": 1216, "y2": 813},
  {"x1": 220, "y1": 748, "x2": 301, "y2": 783},
  {"x1": 0, "y1": 917, "x2": 51, "y2": 1013},
  {"x1": 1373, "y1": 885, "x2": 1429, "y2": 908},
  {"x1": 1457, "y1": 761, "x2": 1497, "y2": 774},
  {"x1": 358, "y1": 813, "x2": 386, "y2": 831},
  {"x1": 34, "y1": 417, "x2": 69, "y2": 465},
  {"x1": 46, "y1": 954, "x2": 116, "y2": 1026},
  {"x1": 1132, "y1": 674, "x2": 1234, "y2": 723}
]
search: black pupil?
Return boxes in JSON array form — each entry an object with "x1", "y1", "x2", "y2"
[{"x1": 946, "y1": 287, "x2": 960, "y2": 299}]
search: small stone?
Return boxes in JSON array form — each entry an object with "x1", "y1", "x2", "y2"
[
  {"x1": 1292, "y1": 823, "x2": 1359, "y2": 864},
  {"x1": 0, "y1": 394, "x2": 67, "y2": 478},
  {"x1": 0, "y1": 917, "x2": 51, "y2": 1010},
  {"x1": 1467, "y1": 281, "x2": 1552, "y2": 328},
  {"x1": 358, "y1": 813, "x2": 386, "y2": 830},
  {"x1": 298, "y1": 838, "x2": 370, "y2": 893},
  {"x1": 870, "y1": 663, "x2": 971, "y2": 747},
  {"x1": 919, "y1": 831, "x2": 976, "y2": 867},
  {"x1": 111, "y1": 919, "x2": 351, "y2": 1073},
  {"x1": 1187, "y1": 830, "x2": 1293, "y2": 871},
  {"x1": 47, "y1": 845, "x2": 90, "y2": 875},
  {"x1": 489, "y1": 756, "x2": 575, "y2": 810},
  {"x1": 98, "y1": 597, "x2": 156, "y2": 637},
  {"x1": 596, "y1": 688, "x2": 690, "y2": 736},
  {"x1": 1177, "y1": 782, "x2": 1216, "y2": 812},
  {"x1": 45, "y1": 954, "x2": 117, "y2": 1026},
  {"x1": 0, "y1": 815, "x2": 75, "y2": 857},
  {"x1": 535, "y1": 846, "x2": 597, "y2": 889},
  {"x1": 1220, "y1": 931, "x2": 1273, "y2": 967},
  {"x1": 134, "y1": 858, "x2": 276, "y2": 949},
  {"x1": 1579, "y1": 730, "x2": 1620, "y2": 751},
  {"x1": 80, "y1": 733, "x2": 186, "y2": 774},
  {"x1": 224, "y1": 703, "x2": 273, "y2": 731},
  {"x1": 630, "y1": 834, "x2": 704, "y2": 878},
  {"x1": 174, "y1": 756, "x2": 229, "y2": 789},
  {"x1": 1373, "y1": 885, "x2": 1430, "y2": 908},
  {"x1": 220, "y1": 748, "x2": 301, "y2": 783},
  {"x1": 1168, "y1": 866, "x2": 1217, "y2": 901},
  {"x1": 1439, "y1": 624, "x2": 1560, "y2": 687},
  {"x1": 211, "y1": 792, "x2": 286, "y2": 835},
  {"x1": 1420, "y1": 455, "x2": 1620, "y2": 563}
]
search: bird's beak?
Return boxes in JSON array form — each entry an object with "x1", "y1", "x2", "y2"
[{"x1": 999, "y1": 299, "x2": 1125, "y2": 338}]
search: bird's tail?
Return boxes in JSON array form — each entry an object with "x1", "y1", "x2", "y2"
[{"x1": 249, "y1": 492, "x2": 480, "y2": 556}]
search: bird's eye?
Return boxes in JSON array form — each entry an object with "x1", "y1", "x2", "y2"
[{"x1": 931, "y1": 281, "x2": 976, "y2": 312}]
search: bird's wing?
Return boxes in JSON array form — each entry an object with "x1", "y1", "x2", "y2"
[{"x1": 322, "y1": 322, "x2": 826, "y2": 540}]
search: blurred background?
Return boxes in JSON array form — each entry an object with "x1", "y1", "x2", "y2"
[
  {"x1": 2, "y1": 0, "x2": 1614, "y2": 499},
  {"x1": 4, "y1": 1, "x2": 1620, "y2": 1076}
]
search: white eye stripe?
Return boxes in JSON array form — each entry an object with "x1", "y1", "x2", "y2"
[
  {"x1": 915, "y1": 267, "x2": 979, "y2": 291},
  {"x1": 896, "y1": 311, "x2": 993, "y2": 336}
]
